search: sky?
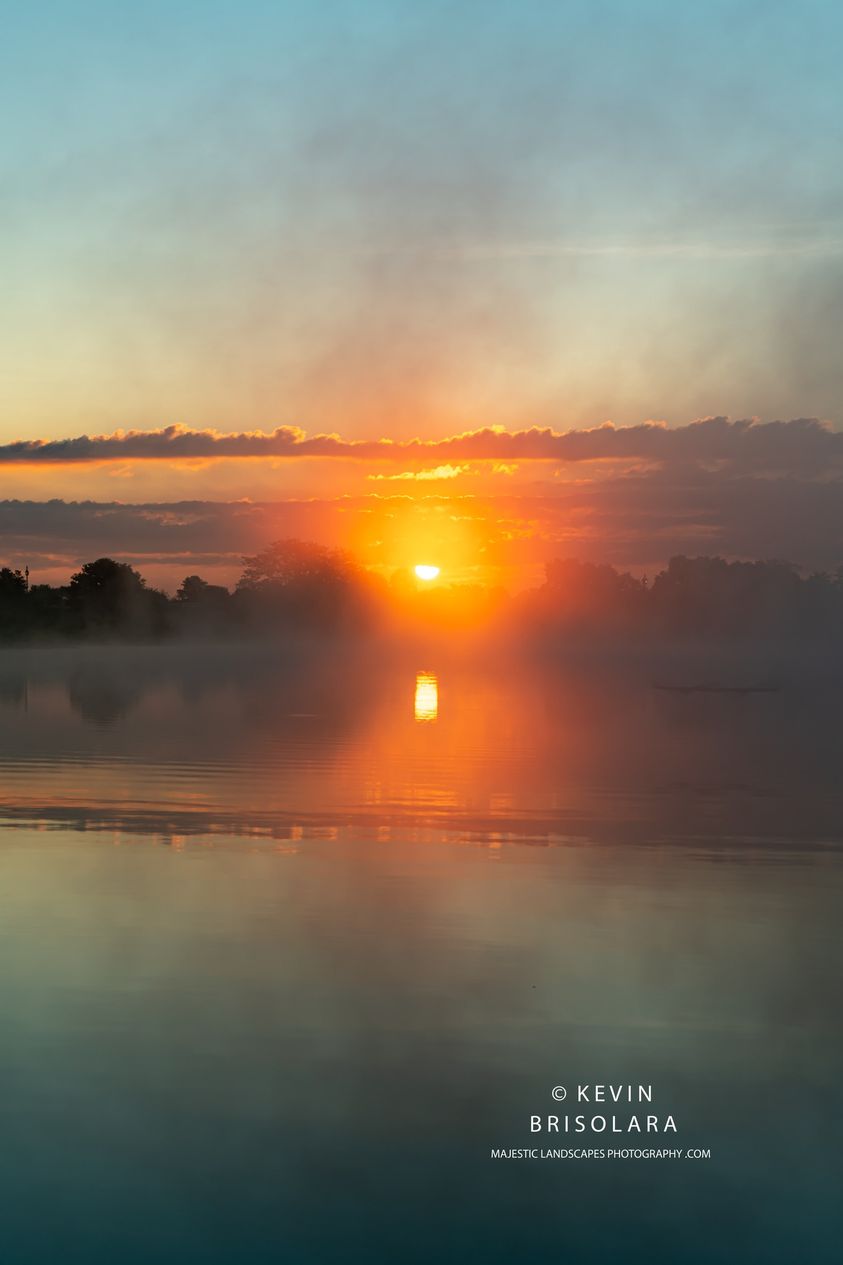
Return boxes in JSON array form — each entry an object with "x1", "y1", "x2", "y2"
[{"x1": 2, "y1": 1, "x2": 842, "y2": 588}]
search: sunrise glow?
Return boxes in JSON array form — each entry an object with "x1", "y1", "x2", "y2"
[{"x1": 414, "y1": 564, "x2": 440, "y2": 582}]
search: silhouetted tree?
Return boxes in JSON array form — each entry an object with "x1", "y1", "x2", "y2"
[
  {"x1": 66, "y1": 558, "x2": 168, "y2": 636},
  {"x1": 27, "y1": 584, "x2": 67, "y2": 636},
  {"x1": 0, "y1": 567, "x2": 26, "y2": 596},
  {"x1": 510, "y1": 553, "x2": 843, "y2": 644},
  {"x1": 236, "y1": 539, "x2": 379, "y2": 630},
  {"x1": 238, "y1": 540, "x2": 358, "y2": 589},
  {"x1": 650, "y1": 556, "x2": 804, "y2": 635},
  {"x1": 0, "y1": 545, "x2": 841, "y2": 645},
  {"x1": 0, "y1": 567, "x2": 29, "y2": 636},
  {"x1": 521, "y1": 558, "x2": 648, "y2": 635},
  {"x1": 177, "y1": 575, "x2": 209, "y2": 602},
  {"x1": 174, "y1": 574, "x2": 233, "y2": 634}
]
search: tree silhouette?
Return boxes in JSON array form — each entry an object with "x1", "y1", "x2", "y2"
[
  {"x1": 0, "y1": 545, "x2": 841, "y2": 644},
  {"x1": 0, "y1": 567, "x2": 28, "y2": 637},
  {"x1": 174, "y1": 574, "x2": 233, "y2": 633},
  {"x1": 0, "y1": 567, "x2": 26, "y2": 595},
  {"x1": 236, "y1": 539, "x2": 376, "y2": 630},
  {"x1": 66, "y1": 558, "x2": 168, "y2": 636},
  {"x1": 650, "y1": 556, "x2": 803, "y2": 634},
  {"x1": 177, "y1": 575, "x2": 212, "y2": 602},
  {"x1": 521, "y1": 558, "x2": 648, "y2": 633},
  {"x1": 238, "y1": 539, "x2": 359, "y2": 589}
]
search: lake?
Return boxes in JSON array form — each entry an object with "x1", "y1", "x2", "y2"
[{"x1": 0, "y1": 642, "x2": 840, "y2": 1263}]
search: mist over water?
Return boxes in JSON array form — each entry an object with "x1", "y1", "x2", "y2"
[
  {"x1": 0, "y1": 643, "x2": 841, "y2": 1263},
  {"x1": 1, "y1": 639, "x2": 841, "y2": 846}
]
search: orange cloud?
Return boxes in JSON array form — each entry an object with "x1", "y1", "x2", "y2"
[
  {"x1": 3, "y1": 416, "x2": 843, "y2": 592},
  {"x1": 368, "y1": 464, "x2": 467, "y2": 481},
  {"x1": 0, "y1": 417, "x2": 839, "y2": 473}
]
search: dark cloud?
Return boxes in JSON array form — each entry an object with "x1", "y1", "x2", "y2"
[
  {"x1": 1, "y1": 417, "x2": 841, "y2": 471},
  {"x1": 0, "y1": 499, "x2": 325, "y2": 561},
  {"x1": 3, "y1": 456, "x2": 843, "y2": 590}
]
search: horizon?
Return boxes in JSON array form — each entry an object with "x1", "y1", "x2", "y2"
[
  {"x1": 3, "y1": 415, "x2": 843, "y2": 590},
  {"x1": 5, "y1": 546, "x2": 843, "y2": 648},
  {"x1": 5, "y1": 533, "x2": 843, "y2": 598}
]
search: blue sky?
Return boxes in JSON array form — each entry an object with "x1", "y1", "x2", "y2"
[{"x1": 2, "y1": 0, "x2": 842, "y2": 442}]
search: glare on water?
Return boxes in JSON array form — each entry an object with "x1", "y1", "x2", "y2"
[{"x1": 414, "y1": 671, "x2": 438, "y2": 722}]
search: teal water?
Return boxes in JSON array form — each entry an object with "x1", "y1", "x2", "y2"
[{"x1": 0, "y1": 645, "x2": 840, "y2": 1263}]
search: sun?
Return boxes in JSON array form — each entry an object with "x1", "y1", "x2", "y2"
[{"x1": 414, "y1": 564, "x2": 440, "y2": 582}]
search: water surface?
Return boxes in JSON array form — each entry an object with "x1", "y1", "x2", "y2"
[{"x1": 0, "y1": 644, "x2": 840, "y2": 1263}]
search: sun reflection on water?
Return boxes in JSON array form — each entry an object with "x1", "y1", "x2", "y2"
[{"x1": 414, "y1": 672, "x2": 438, "y2": 723}]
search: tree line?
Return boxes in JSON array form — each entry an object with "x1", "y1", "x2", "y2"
[
  {"x1": 0, "y1": 540, "x2": 381, "y2": 640},
  {"x1": 513, "y1": 555, "x2": 843, "y2": 639},
  {"x1": 1, "y1": 540, "x2": 843, "y2": 641}
]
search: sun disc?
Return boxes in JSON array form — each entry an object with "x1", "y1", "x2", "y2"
[{"x1": 414, "y1": 564, "x2": 440, "y2": 582}]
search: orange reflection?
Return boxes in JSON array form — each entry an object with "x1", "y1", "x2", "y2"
[{"x1": 414, "y1": 672, "x2": 439, "y2": 723}]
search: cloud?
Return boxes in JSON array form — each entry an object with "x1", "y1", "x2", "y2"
[
  {"x1": 368, "y1": 464, "x2": 467, "y2": 481},
  {"x1": 2, "y1": 420, "x2": 842, "y2": 590},
  {"x1": 3, "y1": 452, "x2": 843, "y2": 593},
  {"x1": 1, "y1": 417, "x2": 841, "y2": 473}
]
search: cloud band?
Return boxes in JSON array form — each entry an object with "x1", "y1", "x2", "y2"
[{"x1": 0, "y1": 417, "x2": 838, "y2": 472}]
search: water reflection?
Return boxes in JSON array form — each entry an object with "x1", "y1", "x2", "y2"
[
  {"x1": 414, "y1": 670, "x2": 438, "y2": 722},
  {"x1": 0, "y1": 644, "x2": 843, "y2": 848},
  {"x1": 0, "y1": 644, "x2": 841, "y2": 1262},
  {"x1": 68, "y1": 667, "x2": 141, "y2": 727}
]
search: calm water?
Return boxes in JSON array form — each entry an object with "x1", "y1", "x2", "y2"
[{"x1": 0, "y1": 643, "x2": 841, "y2": 1263}]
